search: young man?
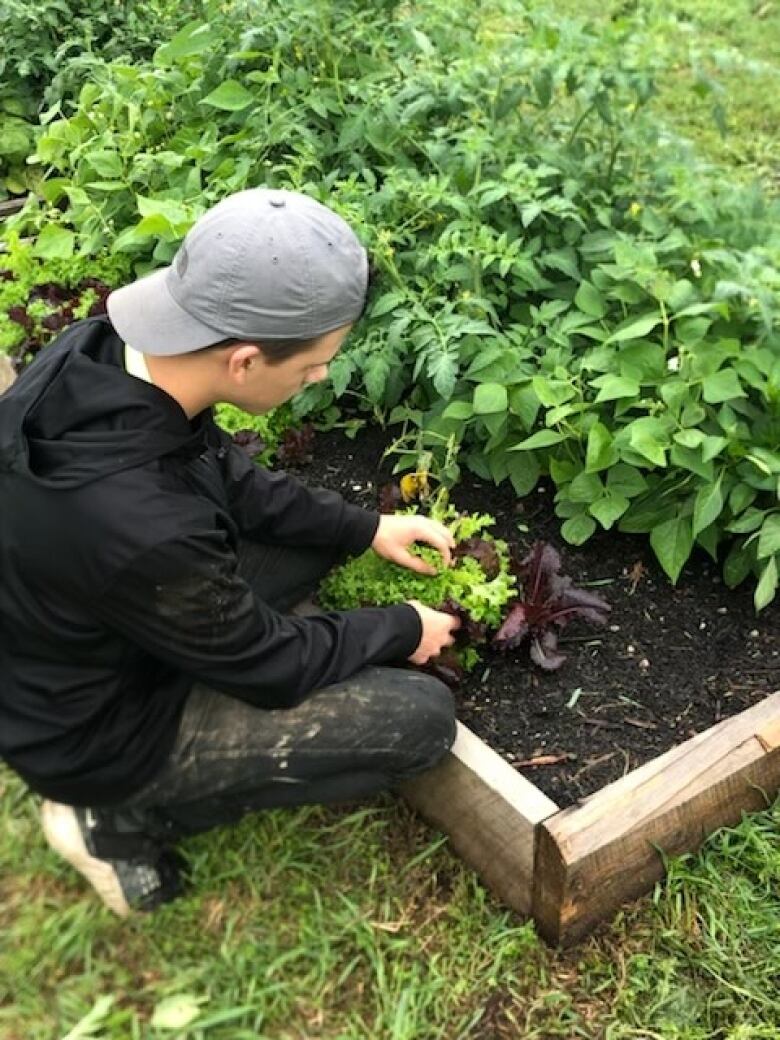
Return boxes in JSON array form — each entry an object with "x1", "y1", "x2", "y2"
[{"x1": 0, "y1": 188, "x2": 459, "y2": 916}]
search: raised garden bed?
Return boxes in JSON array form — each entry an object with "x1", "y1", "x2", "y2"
[{"x1": 297, "y1": 424, "x2": 780, "y2": 943}]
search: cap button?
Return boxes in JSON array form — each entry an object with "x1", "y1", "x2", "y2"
[{"x1": 269, "y1": 198, "x2": 286, "y2": 208}]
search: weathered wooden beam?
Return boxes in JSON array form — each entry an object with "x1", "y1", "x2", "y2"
[
  {"x1": 533, "y1": 690, "x2": 780, "y2": 944},
  {"x1": 400, "y1": 721, "x2": 559, "y2": 915},
  {"x1": 0, "y1": 197, "x2": 27, "y2": 219}
]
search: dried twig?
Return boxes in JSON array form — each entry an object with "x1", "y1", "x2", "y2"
[{"x1": 514, "y1": 753, "x2": 573, "y2": 768}]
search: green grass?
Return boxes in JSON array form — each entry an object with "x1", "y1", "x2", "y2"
[
  {"x1": 548, "y1": 0, "x2": 780, "y2": 194},
  {"x1": 3, "y1": 763, "x2": 780, "y2": 1039}
]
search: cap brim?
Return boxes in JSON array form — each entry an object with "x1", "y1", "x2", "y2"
[{"x1": 106, "y1": 268, "x2": 226, "y2": 356}]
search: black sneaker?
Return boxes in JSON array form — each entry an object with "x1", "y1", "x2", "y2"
[{"x1": 41, "y1": 800, "x2": 184, "y2": 916}]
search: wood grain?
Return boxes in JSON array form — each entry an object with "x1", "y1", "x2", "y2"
[
  {"x1": 534, "y1": 690, "x2": 780, "y2": 943},
  {"x1": 400, "y1": 721, "x2": 558, "y2": 915}
]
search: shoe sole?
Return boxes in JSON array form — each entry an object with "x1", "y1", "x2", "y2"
[{"x1": 41, "y1": 800, "x2": 131, "y2": 917}]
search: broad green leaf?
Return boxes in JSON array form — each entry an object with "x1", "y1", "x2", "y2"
[
  {"x1": 605, "y1": 312, "x2": 662, "y2": 344},
  {"x1": 532, "y1": 376, "x2": 575, "y2": 407},
  {"x1": 606, "y1": 463, "x2": 647, "y2": 499},
  {"x1": 482, "y1": 410, "x2": 506, "y2": 438},
  {"x1": 370, "y1": 292, "x2": 405, "y2": 318},
  {"x1": 473, "y1": 382, "x2": 508, "y2": 415},
  {"x1": 755, "y1": 556, "x2": 778, "y2": 612},
  {"x1": 674, "y1": 429, "x2": 704, "y2": 449},
  {"x1": 619, "y1": 342, "x2": 666, "y2": 382},
  {"x1": 364, "y1": 355, "x2": 389, "y2": 402},
  {"x1": 507, "y1": 453, "x2": 540, "y2": 496},
  {"x1": 544, "y1": 247, "x2": 580, "y2": 280},
  {"x1": 429, "y1": 352, "x2": 458, "y2": 400},
  {"x1": 727, "y1": 507, "x2": 766, "y2": 534},
  {"x1": 628, "y1": 418, "x2": 669, "y2": 467},
  {"x1": 550, "y1": 457, "x2": 577, "y2": 484},
  {"x1": 592, "y1": 374, "x2": 640, "y2": 402},
  {"x1": 136, "y1": 195, "x2": 189, "y2": 224},
  {"x1": 521, "y1": 201, "x2": 543, "y2": 227},
  {"x1": 670, "y1": 444, "x2": 713, "y2": 481},
  {"x1": 488, "y1": 449, "x2": 509, "y2": 482},
  {"x1": 701, "y1": 435, "x2": 728, "y2": 463},
  {"x1": 86, "y1": 180, "x2": 127, "y2": 192},
  {"x1": 746, "y1": 447, "x2": 780, "y2": 475},
  {"x1": 200, "y1": 80, "x2": 255, "y2": 111},
  {"x1": 681, "y1": 402, "x2": 706, "y2": 426},
  {"x1": 585, "y1": 421, "x2": 618, "y2": 472},
  {"x1": 545, "y1": 401, "x2": 588, "y2": 426},
  {"x1": 510, "y1": 429, "x2": 565, "y2": 450},
  {"x1": 86, "y1": 149, "x2": 123, "y2": 178},
  {"x1": 561, "y1": 513, "x2": 597, "y2": 545},
  {"x1": 568, "y1": 471, "x2": 603, "y2": 503},
  {"x1": 155, "y1": 21, "x2": 219, "y2": 63},
  {"x1": 33, "y1": 225, "x2": 74, "y2": 260},
  {"x1": 441, "y1": 400, "x2": 474, "y2": 421},
  {"x1": 696, "y1": 522, "x2": 719, "y2": 561},
  {"x1": 723, "y1": 542, "x2": 754, "y2": 588},
  {"x1": 650, "y1": 516, "x2": 693, "y2": 583},
  {"x1": 692, "y1": 477, "x2": 723, "y2": 537},
  {"x1": 758, "y1": 514, "x2": 780, "y2": 559},
  {"x1": 411, "y1": 28, "x2": 435, "y2": 55},
  {"x1": 701, "y1": 369, "x2": 745, "y2": 404},
  {"x1": 574, "y1": 281, "x2": 606, "y2": 318},
  {"x1": 508, "y1": 385, "x2": 540, "y2": 430},
  {"x1": 729, "y1": 483, "x2": 756, "y2": 515},
  {"x1": 589, "y1": 494, "x2": 630, "y2": 529},
  {"x1": 620, "y1": 498, "x2": 671, "y2": 533},
  {"x1": 661, "y1": 380, "x2": 688, "y2": 414}
]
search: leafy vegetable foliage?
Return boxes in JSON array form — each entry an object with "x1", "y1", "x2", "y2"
[
  {"x1": 318, "y1": 506, "x2": 516, "y2": 684},
  {"x1": 493, "y1": 542, "x2": 610, "y2": 670},
  {"x1": 2, "y1": 0, "x2": 778, "y2": 605}
]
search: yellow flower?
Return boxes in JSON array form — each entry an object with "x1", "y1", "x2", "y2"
[{"x1": 629, "y1": 201, "x2": 642, "y2": 218}]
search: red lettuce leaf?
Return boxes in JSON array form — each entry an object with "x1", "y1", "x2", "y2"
[
  {"x1": 232, "y1": 429, "x2": 266, "y2": 458},
  {"x1": 276, "y1": 423, "x2": 315, "y2": 466},
  {"x1": 492, "y1": 540, "x2": 610, "y2": 670},
  {"x1": 378, "y1": 482, "x2": 403, "y2": 514},
  {"x1": 453, "y1": 536, "x2": 500, "y2": 579}
]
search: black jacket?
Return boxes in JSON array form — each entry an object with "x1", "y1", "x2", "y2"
[{"x1": 0, "y1": 317, "x2": 421, "y2": 805}]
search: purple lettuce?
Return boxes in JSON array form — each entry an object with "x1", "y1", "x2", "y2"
[{"x1": 493, "y1": 541, "x2": 610, "y2": 670}]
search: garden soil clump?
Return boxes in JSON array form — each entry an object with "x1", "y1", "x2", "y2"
[{"x1": 296, "y1": 426, "x2": 780, "y2": 807}]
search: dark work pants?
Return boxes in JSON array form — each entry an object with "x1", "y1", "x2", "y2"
[{"x1": 114, "y1": 539, "x2": 456, "y2": 841}]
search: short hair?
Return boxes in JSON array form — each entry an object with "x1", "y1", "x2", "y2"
[{"x1": 209, "y1": 335, "x2": 321, "y2": 366}]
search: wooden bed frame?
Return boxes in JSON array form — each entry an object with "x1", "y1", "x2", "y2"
[{"x1": 401, "y1": 692, "x2": 780, "y2": 943}]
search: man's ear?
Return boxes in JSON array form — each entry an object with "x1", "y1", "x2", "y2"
[{"x1": 225, "y1": 343, "x2": 262, "y2": 381}]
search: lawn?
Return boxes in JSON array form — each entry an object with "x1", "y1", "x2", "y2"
[{"x1": 1, "y1": 0, "x2": 779, "y2": 1037}]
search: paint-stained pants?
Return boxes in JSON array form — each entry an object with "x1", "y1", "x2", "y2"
[{"x1": 116, "y1": 539, "x2": 456, "y2": 838}]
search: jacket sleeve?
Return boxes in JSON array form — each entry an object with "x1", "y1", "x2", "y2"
[
  {"x1": 93, "y1": 529, "x2": 422, "y2": 710},
  {"x1": 216, "y1": 426, "x2": 379, "y2": 558}
]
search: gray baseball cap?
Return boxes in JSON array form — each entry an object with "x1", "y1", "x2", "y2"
[{"x1": 106, "y1": 188, "x2": 369, "y2": 355}]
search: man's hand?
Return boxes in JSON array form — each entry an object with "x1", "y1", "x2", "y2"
[
  {"x1": 405, "y1": 600, "x2": 460, "y2": 664},
  {"x1": 371, "y1": 514, "x2": 456, "y2": 575}
]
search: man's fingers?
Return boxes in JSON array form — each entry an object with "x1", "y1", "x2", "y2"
[
  {"x1": 405, "y1": 554, "x2": 437, "y2": 576},
  {"x1": 413, "y1": 521, "x2": 454, "y2": 567}
]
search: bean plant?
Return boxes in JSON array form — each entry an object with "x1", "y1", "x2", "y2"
[{"x1": 3, "y1": 0, "x2": 778, "y2": 606}]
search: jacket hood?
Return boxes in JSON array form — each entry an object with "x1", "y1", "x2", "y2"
[{"x1": 0, "y1": 317, "x2": 207, "y2": 488}]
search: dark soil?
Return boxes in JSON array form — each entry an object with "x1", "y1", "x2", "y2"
[{"x1": 295, "y1": 424, "x2": 780, "y2": 807}]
